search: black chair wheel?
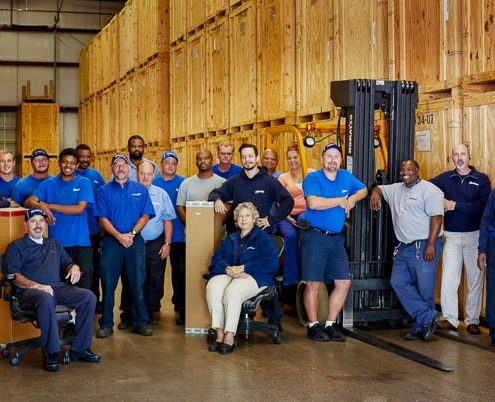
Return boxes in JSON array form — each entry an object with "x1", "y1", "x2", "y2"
[
  {"x1": 63, "y1": 352, "x2": 70, "y2": 365},
  {"x1": 10, "y1": 353, "x2": 20, "y2": 367},
  {"x1": 2, "y1": 348, "x2": 11, "y2": 358},
  {"x1": 272, "y1": 335, "x2": 281, "y2": 345}
]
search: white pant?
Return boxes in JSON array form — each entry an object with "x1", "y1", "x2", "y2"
[
  {"x1": 206, "y1": 274, "x2": 264, "y2": 334},
  {"x1": 441, "y1": 230, "x2": 484, "y2": 326}
]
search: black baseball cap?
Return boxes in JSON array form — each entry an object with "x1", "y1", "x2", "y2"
[
  {"x1": 322, "y1": 143, "x2": 342, "y2": 155},
  {"x1": 111, "y1": 154, "x2": 130, "y2": 166},
  {"x1": 30, "y1": 148, "x2": 49, "y2": 160},
  {"x1": 25, "y1": 207, "x2": 47, "y2": 221}
]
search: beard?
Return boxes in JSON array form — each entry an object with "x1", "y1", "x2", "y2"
[{"x1": 131, "y1": 150, "x2": 143, "y2": 160}]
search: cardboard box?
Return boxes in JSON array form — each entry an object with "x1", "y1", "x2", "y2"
[{"x1": 185, "y1": 201, "x2": 223, "y2": 333}]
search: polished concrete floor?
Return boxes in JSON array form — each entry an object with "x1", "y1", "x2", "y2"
[{"x1": 1, "y1": 308, "x2": 495, "y2": 402}]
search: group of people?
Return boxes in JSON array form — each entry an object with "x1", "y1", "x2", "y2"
[{"x1": 2, "y1": 136, "x2": 495, "y2": 368}]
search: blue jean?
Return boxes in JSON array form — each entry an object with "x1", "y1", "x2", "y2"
[
  {"x1": 391, "y1": 238, "x2": 442, "y2": 330},
  {"x1": 277, "y1": 216, "x2": 300, "y2": 286},
  {"x1": 19, "y1": 283, "x2": 96, "y2": 354},
  {"x1": 486, "y1": 237, "x2": 495, "y2": 338},
  {"x1": 99, "y1": 235, "x2": 148, "y2": 329}
]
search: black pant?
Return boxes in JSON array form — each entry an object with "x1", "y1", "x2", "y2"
[
  {"x1": 144, "y1": 235, "x2": 167, "y2": 314},
  {"x1": 170, "y1": 242, "x2": 185, "y2": 319},
  {"x1": 64, "y1": 246, "x2": 94, "y2": 290},
  {"x1": 90, "y1": 234, "x2": 102, "y2": 301}
]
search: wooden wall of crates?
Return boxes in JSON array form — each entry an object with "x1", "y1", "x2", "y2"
[{"x1": 15, "y1": 103, "x2": 60, "y2": 177}]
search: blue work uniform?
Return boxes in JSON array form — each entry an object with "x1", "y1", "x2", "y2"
[
  {"x1": 0, "y1": 176, "x2": 19, "y2": 198},
  {"x1": 12, "y1": 175, "x2": 53, "y2": 206}
]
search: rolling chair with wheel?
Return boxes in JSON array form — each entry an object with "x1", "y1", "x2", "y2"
[{"x1": 0, "y1": 273, "x2": 74, "y2": 367}]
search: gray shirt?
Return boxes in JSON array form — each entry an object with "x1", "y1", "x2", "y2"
[
  {"x1": 177, "y1": 174, "x2": 226, "y2": 205},
  {"x1": 379, "y1": 180, "x2": 444, "y2": 244}
]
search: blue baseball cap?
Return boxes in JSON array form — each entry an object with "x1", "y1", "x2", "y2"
[{"x1": 161, "y1": 151, "x2": 179, "y2": 162}]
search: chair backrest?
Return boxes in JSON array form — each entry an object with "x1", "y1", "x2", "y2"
[{"x1": 269, "y1": 235, "x2": 284, "y2": 259}]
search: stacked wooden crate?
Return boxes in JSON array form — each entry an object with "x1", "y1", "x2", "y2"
[{"x1": 79, "y1": 0, "x2": 170, "y2": 168}]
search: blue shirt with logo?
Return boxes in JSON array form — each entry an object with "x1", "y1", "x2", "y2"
[
  {"x1": 0, "y1": 176, "x2": 20, "y2": 198},
  {"x1": 141, "y1": 184, "x2": 176, "y2": 241},
  {"x1": 35, "y1": 175, "x2": 94, "y2": 247},
  {"x1": 95, "y1": 179, "x2": 155, "y2": 234},
  {"x1": 153, "y1": 175, "x2": 185, "y2": 242},
  {"x1": 12, "y1": 175, "x2": 53, "y2": 206},
  {"x1": 75, "y1": 168, "x2": 106, "y2": 235},
  {"x1": 303, "y1": 169, "x2": 366, "y2": 233}
]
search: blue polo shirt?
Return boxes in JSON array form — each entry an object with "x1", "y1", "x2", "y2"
[
  {"x1": 303, "y1": 169, "x2": 366, "y2": 233},
  {"x1": 141, "y1": 184, "x2": 176, "y2": 241},
  {"x1": 35, "y1": 174, "x2": 94, "y2": 247},
  {"x1": 212, "y1": 163, "x2": 242, "y2": 180},
  {"x1": 75, "y1": 168, "x2": 106, "y2": 235},
  {"x1": 153, "y1": 175, "x2": 185, "y2": 242},
  {"x1": 12, "y1": 175, "x2": 53, "y2": 206},
  {"x1": 0, "y1": 176, "x2": 20, "y2": 198},
  {"x1": 95, "y1": 179, "x2": 155, "y2": 234}
]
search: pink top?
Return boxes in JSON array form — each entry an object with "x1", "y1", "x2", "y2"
[{"x1": 278, "y1": 171, "x2": 307, "y2": 215}]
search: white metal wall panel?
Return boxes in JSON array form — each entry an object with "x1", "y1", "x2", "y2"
[
  {"x1": 0, "y1": 67, "x2": 18, "y2": 104},
  {"x1": 57, "y1": 67, "x2": 79, "y2": 107}
]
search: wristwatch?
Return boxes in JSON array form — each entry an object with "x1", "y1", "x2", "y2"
[{"x1": 131, "y1": 230, "x2": 137, "y2": 236}]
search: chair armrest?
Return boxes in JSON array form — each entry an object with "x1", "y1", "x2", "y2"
[{"x1": 1, "y1": 273, "x2": 16, "y2": 301}]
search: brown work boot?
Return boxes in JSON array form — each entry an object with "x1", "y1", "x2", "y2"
[
  {"x1": 466, "y1": 324, "x2": 481, "y2": 335},
  {"x1": 437, "y1": 319, "x2": 457, "y2": 331}
]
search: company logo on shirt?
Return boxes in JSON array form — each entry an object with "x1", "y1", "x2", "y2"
[
  {"x1": 93, "y1": 180, "x2": 101, "y2": 184},
  {"x1": 73, "y1": 187, "x2": 81, "y2": 192},
  {"x1": 341, "y1": 189, "x2": 348, "y2": 194},
  {"x1": 468, "y1": 181, "x2": 479, "y2": 186},
  {"x1": 132, "y1": 193, "x2": 142, "y2": 197},
  {"x1": 247, "y1": 246, "x2": 255, "y2": 250},
  {"x1": 255, "y1": 190, "x2": 265, "y2": 194}
]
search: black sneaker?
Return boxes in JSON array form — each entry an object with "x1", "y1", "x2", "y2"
[
  {"x1": 422, "y1": 313, "x2": 440, "y2": 341},
  {"x1": 307, "y1": 323, "x2": 330, "y2": 342},
  {"x1": 324, "y1": 324, "x2": 346, "y2": 342},
  {"x1": 403, "y1": 329, "x2": 421, "y2": 341},
  {"x1": 43, "y1": 352, "x2": 59, "y2": 372}
]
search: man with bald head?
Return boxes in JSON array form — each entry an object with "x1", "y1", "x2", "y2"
[
  {"x1": 431, "y1": 144, "x2": 491, "y2": 334},
  {"x1": 176, "y1": 149, "x2": 225, "y2": 225},
  {"x1": 371, "y1": 160, "x2": 444, "y2": 341}
]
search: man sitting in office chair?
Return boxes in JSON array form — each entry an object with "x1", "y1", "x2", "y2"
[{"x1": 3, "y1": 207, "x2": 101, "y2": 372}]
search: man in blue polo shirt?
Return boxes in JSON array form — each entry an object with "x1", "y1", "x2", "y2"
[
  {"x1": 0, "y1": 150, "x2": 19, "y2": 198},
  {"x1": 301, "y1": 143, "x2": 367, "y2": 342},
  {"x1": 75, "y1": 144, "x2": 106, "y2": 304},
  {"x1": 153, "y1": 151, "x2": 187, "y2": 325},
  {"x1": 95, "y1": 154, "x2": 155, "y2": 338},
  {"x1": 138, "y1": 160, "x2": 175, "y2": 325},
  {"x1": 26, "y1": 148, "x2": 94, "y2": 290},
  {"x1": 12, "y1": 148, "x2": 52, "y2": 206}
]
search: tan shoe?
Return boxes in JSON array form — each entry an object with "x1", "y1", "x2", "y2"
[
  {"x1": 466, "y1": 324, "x2": 481, "y2": 335},
  {"x1": 437, "y1": 319, "x2": 457, "y2": 331}
]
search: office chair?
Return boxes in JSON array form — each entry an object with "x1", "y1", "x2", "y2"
[
  {"x1": 235, "y1": 234, "x2": 284, "y2": 344},
  {"x1": 0, "y1": 273, "x2": 73, "y2": 366}
]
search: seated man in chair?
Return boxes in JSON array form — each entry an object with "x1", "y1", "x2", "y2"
[{"x1": 3, "y1": 207, "x2": 101, "y2": 372}]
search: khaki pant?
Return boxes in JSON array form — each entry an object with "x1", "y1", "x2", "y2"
[{"x1": 206, "y1": 274, "x2": 265, "y2": 334}]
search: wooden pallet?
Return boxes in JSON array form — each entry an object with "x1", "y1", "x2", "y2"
[{"x1": 295, "y1": 110, "x2": 334, "y2": 124}]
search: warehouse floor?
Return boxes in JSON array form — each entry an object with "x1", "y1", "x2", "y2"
[{"x1": 1, "y1": 308, "x2": 494, "y2": 401}]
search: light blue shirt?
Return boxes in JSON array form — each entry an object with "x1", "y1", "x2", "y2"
[{"x1": 140, "y1": 184, "x2": 176, "y2": 241}]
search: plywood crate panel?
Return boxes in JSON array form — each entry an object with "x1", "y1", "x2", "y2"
[
  {"x1": 107, "y1": 16, "x2": 120, "y2": 86},
  {"x1": 171, "y1": 42, "x2": 188, "y2": 139},
  {"x1": 414, "y1": 91, "x2": 463, "y2": 180},
  {"x1": 187, "y1": 30, "x2": 207, "y2": 135},
  {"x1": 171, "y1": 141, "x2": 188, "y2": 176},
  {"x1": 79, "y1": 47, "x2": 89, "y2": 101},
  {"x1": 295, "y1": 0, "x2": 335, "y2": 118},
  {"x1": 229, "y1": 1, "x2": 257, "y2": 127},
  {"x1": 16, "y1": 103, "x2": 59, "y2": 158},
  {"x1": 118, "y1": 0, "x2": 138, "y2": 78},
  {"x1": 92, "y1": 95, "x2": 103, "y2": 152},
  {"x1": 462, "y1": 0, "x2": 495, "y2": 77},
  {"x1": 137, "y1": 0, "x2": 170, "y2": 65},
  {"x1": 206, "y1": 16, "x2": 229, "y2": 132},
  {"x1": 256, "y1": 0, "x2": 296, "y2": 122},
  {"x1": 187, "y1": 0, "x2": 205, "y2": 33},
  {"x1": 333, "y1": 0, "x2": 389, "y2": 81},
  {"x1": 463, "y1": 89, "x2": 495, "y2": 185},
  {"x1": 119, "y1": 72, "x2": 139, "y2": 148},
  {"x1": 101, "y1": 85, "x2": 120, "y2": 151},
  {"x1": 206, "y1": 0, "x2": 228, "y2": 19},
  {"x1": 389, "y1": 0, "x2": 462, "y2": 85},
  {"x1": 171, "y1": 0, "x2": 187, "y2": 43}
]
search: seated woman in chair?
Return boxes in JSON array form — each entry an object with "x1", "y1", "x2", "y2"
[{"x1": 206, "y1": 202, "x2": 279, "y2": 354}]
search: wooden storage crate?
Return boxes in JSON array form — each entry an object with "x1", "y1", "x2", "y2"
[
  {"x1": 206, "y1": 0, "x2": 228, "y2": 20},
  {"x1": 333, "y1": 0, "x2": 389, "y2": 81},
  {"x1": 187, "y1": 0, "x2": 205, "y2": 34},
  {"x1": 118, "y1": 0, "x2": 138, "y2": 78},
  {"x1": 206, "y1": 15, "x2": 229, "y2": 132},
  {"x1": 389, "y1": 0, "x2": 462, "y2": 85},
  {"x1": 119, "y1": 79, "x2": 130, "y2": 148},
  {"x1": 137, "y1": 0, "x2": 170, "y2": 65},
  {"x1": 295, "y1": 0, "x2": 335, "y2": 119},
  {"x1": 414, "y1": 88, "x2": 463, "y2": 180},
  {"x1": 118, "y1": 73, "x2": 138, "y2": 149},
  {"x1": 171, "y1": 140, "x2": 188, "y2": 176},
  {"x1": 101, "y1": 84, "x2": 120, "y2": 151},
  {"x1": 187, "y1": 30, "x2": 207, "y2": 135},
  {"x1": 171, "y1": 0, "x2": 187, "y2": 43},
  {"x1": 462, "y1": 0, "x2": 495, "y2": 78},
  {"x1": 107, "y1": 16, "x2": 120, "y2": 86},
  {"x1": 256, "y1": 0, "x2": 296, "y2": 123},
  {"x1": 92, "y1": 94, "x2": 103, "y2": 152},
  {"x1": 171, "y1": 42, "x2": 188, "y2": 139},
  {"x1": 229, "y1": 1, "x2": 257, "y2": 128},
  {"x1": 79, "y1": 47, "x2": 89, "y2": 101},
  {"x1": 16, "y1": 103, "x2": 59, "y2": 158}
]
